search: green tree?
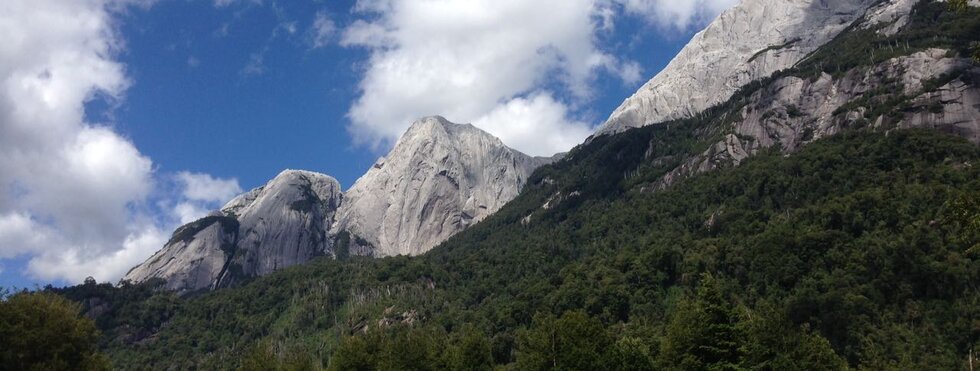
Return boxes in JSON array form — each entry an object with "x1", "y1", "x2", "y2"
[
  {"x1": 377, "y1": 325, "x2": 447, "y2": 371},
  {"x1": 947, "y1": 0, "x2": 978, "y2": 63},
  {"x1": 611, "y1": 336, "x2": 656, "y2": 371},
  {"x1": 328, "y1": 335, "x2": 376, "y2": 371},
  {"x1": 739, "y1": 303, "x2": 846, "y2": 371},
  {"x1": 445, "y1": 325, "x2": 493, "y2": 371},
  {"x1": 660, "y1": 275, "x2": 742, "y2": 371},
  {"x1": 238, "y1": 340, "x2": 279, "y2": 371},
  {"x1": 943, "y1": 191, "x2": 980, "y2": 255},
  {"x1": 0, "y1": 291, "x2": 111, "y2": 370},
  {"x1": 948, "y1": 0, "x2": 968, "y2": 13},
  {"x1": 517, "y1": 311, "x2": 614, "y2": 370}
]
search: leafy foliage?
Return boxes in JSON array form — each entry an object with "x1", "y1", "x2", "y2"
[
  {"x1": 948, "y1": 0, "x2": 968, "y2": 13},
  {"x1": 659, "y1": 274, "x2": 741, "y2": 371},
  {"x1": 0, "y1": 291, "x2": 111, "y2": 370}
]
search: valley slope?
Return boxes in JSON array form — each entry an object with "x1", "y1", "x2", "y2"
[{"x1": 53, "y1": 0, "x2": 980, "y2": 369}]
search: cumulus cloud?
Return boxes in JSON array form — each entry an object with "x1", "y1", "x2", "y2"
[
  {"x1": 473, "y1": 94, "x2": 593, "y2": 157},
  {"x1": 340, "y1": 0, "x2": 738, "y2": 156},
  {"x1": 0, "y1": 213, "x2": 53, "y2": 260},
  {"x1": 341, "y1": 0, "x2": 642, "y2": 156},
  {"x1": 614, "y1": 0, "x2": 738, "y2": 31},
  {"x1": 172, "y1": 172, "x2": 242, "y2": 224},
  {"x1": 177, "y1": 172, "x2": 242, "y2": 204},
  {"x1": 0, "y1": 0, "x2": 240, "y2": 284},
  {"x1": 26, "y1": 224, "x2": 169, "y2": 283}
]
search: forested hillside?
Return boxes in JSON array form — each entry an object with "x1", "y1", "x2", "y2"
[
  {"x1": 38, "y1": 1, "x2": 980, "y2": 369},
  {"x1": 52, "y1": 129, "x2": 980, "y2": 370}
]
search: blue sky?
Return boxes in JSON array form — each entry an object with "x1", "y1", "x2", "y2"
[{"x1": 0, "y1": 0, "x2": 736, "y2": 289}]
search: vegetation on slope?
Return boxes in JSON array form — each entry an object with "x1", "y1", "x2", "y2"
[
  {"x1": 0, "y1": 289, "x2": 112, "y2": 370},
  {"x1": 52, "y1": 130, "x2": 980, "y2": 370},
  {"x1": 39, "y1": 1, "x2": 980, "y2": 369}
]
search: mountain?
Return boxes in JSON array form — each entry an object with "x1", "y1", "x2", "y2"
[
  {"x1": 334, "y1": 116, "x2": 554, "y2": 257},
  {"x1": 124, "y1": 117, "x2": 552, "y2": 293},
  {"x1": 123, "y1": 170, "x2": 343, "y2": 292},
  {"x1": 596, "y1": 0, "x2": 978, "y2": 192},
  {"x1": 51, "y1": 1, "x2": 979, "y2": 370},
  {"x1": 594, "y1": 0, "x2": 910, "y2": 136}
]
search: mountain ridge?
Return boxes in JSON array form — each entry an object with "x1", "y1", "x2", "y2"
[
  {"x1": 48, "y1": 1, "x2": 980, "y2": 369},
  {"x1": 124, "y1": 116, "x2": 554, "y2": 293},
  {"x1": 334, "y1": 116, "x2": 554, "y2": 257},
  {"x1": 593, "y1": 0, "x2": 936, "y2": 136}
]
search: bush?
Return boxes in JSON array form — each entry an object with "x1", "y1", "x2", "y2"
[{"x1": 0, "y1": 291, "x2": 110, "y2": 370}]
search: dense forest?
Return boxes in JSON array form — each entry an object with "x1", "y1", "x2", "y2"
[
  {"x1": 2, "y1": 0, "x2": 978, "y2": 370},
  {"x1": 39, "y1": 129, "x2": 980, "y2": 370}
]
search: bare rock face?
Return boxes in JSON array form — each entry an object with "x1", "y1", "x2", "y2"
[
  {"x1": 594, "y1": 0, "x2": 879, "y2": 136},
  {"x1": 223, "y1": 170, "x2": 343, "y2": 278},
  {"x1": 124, "y1": 170, "x2": 343, "y2": 293},
  {"x1": 122, "y1": 216, "x2": 239, "y2": 292},
  {"x1": 334, "y1": 116, "x2": 554, "y2": 257},
  {"x1": 651, "y1": 49, "x2": 980, "y2": 191},
  {"x1": 125, "y1": 118, "x2": 552, "y2": 292}
]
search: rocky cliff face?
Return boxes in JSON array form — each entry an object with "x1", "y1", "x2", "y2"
[
  {"x1": 124, "y1": 170, "x2": 343, "y2": 293},
  {"x1": 123, "y1": 170, "x2": 343, "y2": 291},
  {"x1": 125, "y1": 118, "x2": 550, "y2": 292},
  {"x1": 651, "y1": 49, "x2": 979, "y2": 191},
  {"x1": 635, "y1": 0, "x2": 980, "y2": 191},
  {"x1": 595, "y1": 0, "x2": 881, "y2": 136},
  {"x1": 123, "y1": 216, "x2": 239, "y2": 292},
  {"x1": 222, "y1": 170, "x2": 343, "y2": 278},
  {"x1": 334, "y1": 116, "x2": 554, "y2": 257}
]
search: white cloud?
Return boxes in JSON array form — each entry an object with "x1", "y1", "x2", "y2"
[
  {"x1": 0, "y1": 211, "x2": 168, "y2": 283},
  {"x1": 311, "y1": 11, "x2": 336, "y2": 48},
  {"x1": 0, "y1": 0, "x2": 240, "y2": 284},
  {"x1": 614, "y1": 60, "x2": 644, "y2": 85},
  {"x1": 614, "y1": 0, "x2": 738, "y2": 31},
  {"x1": 0, "y1": 0, "x2": 738, "y2": 284},
  {"x1": 26, "y1": 224, "x2": 168, "y2": 283},
  {"x1": 0, "y1": 0, "x2": 145, "y2": 252},
  {"x1": 340, "y1": 0, "x2": 737, "y2": 156},
  {"x1": 473, "y1": 94, "x2": 592, "y2": 157},
  {"x1": 172, "y1": 172, "x2": 241, "y2": 224},
  {"x1": 173, "y1": 202, "x2": 210, "y2": 225},
  {"x1": 177, "y1": 172, "x2": 242, "y2": 204},
  {"x1": 341, "y1": 20, "x2": 390, "y2": 48},
  {"x1": 341, "y1": 0, "x2": 642, "y2": 156},
  {"x1": 0, "y1": 213, "x2": 53, "y2": 260}
]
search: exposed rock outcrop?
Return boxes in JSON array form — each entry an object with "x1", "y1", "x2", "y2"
[
  {"x1": 222, "y1": 170, "x2": 343, "y2": 278},
  {"x1": 334, "y1": 116, "x2": 554, "y2": 257},
  {"x1": 124, "y1": 170, "x2": 343, "y2": 293},
  {"x1": 125, "y1": 118, "x2": 552, "y2": 292},
  {"x1": 651, "y1": 49, "x2": 979, "y2": 191},
  {"x1": 595, "y1": 0, "x2": 880, "y2": 136},
  {"x1": 123, "y1": 215, "x2": 240, "y2": 292}
]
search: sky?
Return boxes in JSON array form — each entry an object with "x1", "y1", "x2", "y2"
[{"x1": 0, "y1": 0, "x2": 738, "y2": 289}]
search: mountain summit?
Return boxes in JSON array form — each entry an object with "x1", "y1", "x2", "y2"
[
  {"x1": 123, "y1": 170, "x2": 343, "y2": 291},
  {"x1": 124, "y1": 117, "x2": 554, "y2": 293},
  {"x1": 334, "y1": 116, "x2": 554, "y2": 257}
]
